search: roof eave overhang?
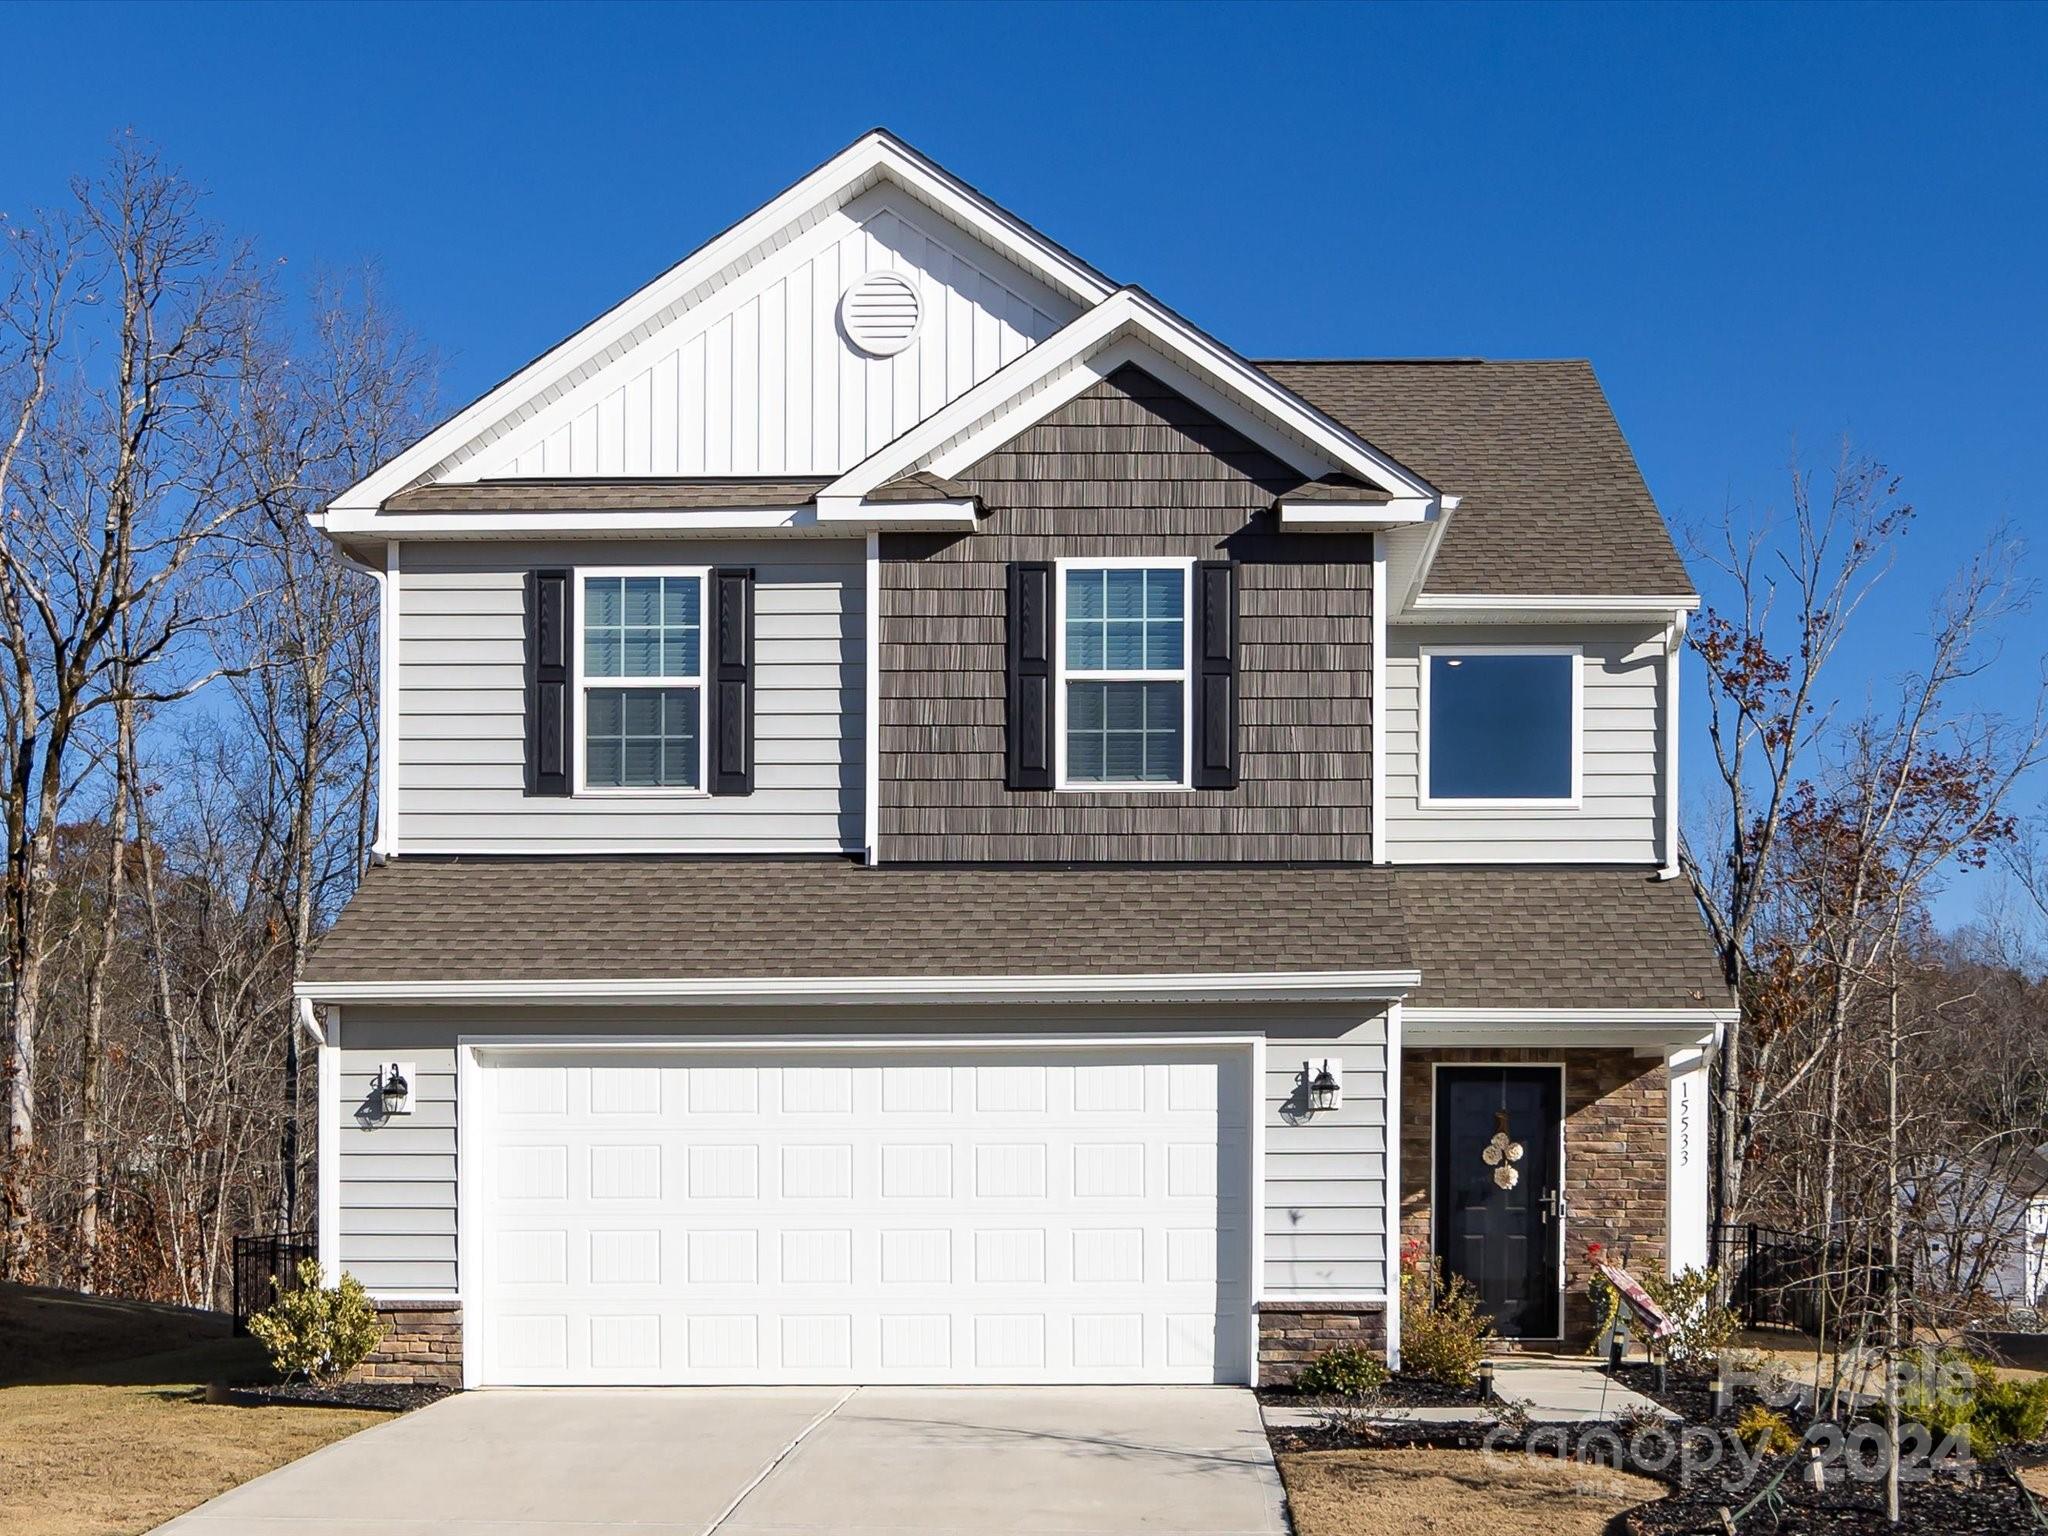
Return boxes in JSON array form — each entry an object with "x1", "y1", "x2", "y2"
[
  {"x1": 294, "y1": 968, "x2": 1423, "y2": 1008},
  {"x1": 1277, "y1": 498, "x2": 1433, "y2": 533},
  {"x1": 314, "y1": 497, "x2": 981, "y2": 547},
  {"x1": 1398, "y1": 591, "x2": 1702, "y2": 625}
]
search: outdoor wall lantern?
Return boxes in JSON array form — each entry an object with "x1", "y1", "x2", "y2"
[
  {"x1": 375, "y1": 1061, "x2": 415, "y2": 1117},
  {"x1": 1306, "y1": 1058, "x2": 1343, "y2": 1114}
]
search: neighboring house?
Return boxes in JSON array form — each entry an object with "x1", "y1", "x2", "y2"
[
  {"x1": 300, "y1": 131, "x2": 1730, "y2": 1389},
  {"x1": 1905, "y1": 1148, "x2": 2048, "y2": 1316}
]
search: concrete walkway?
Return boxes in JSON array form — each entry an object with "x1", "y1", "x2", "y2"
[
  {"x1": 156, "y1": 1386, "x2": 1289, "y2": 1536},
  {"x1": 1262, "y1": 1356, "x2": 1674, "y2": 1431}
]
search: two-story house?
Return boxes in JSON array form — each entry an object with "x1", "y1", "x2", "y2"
[{"x1": 300, "y1": 131, "x2": 1730, "y2": 1389}]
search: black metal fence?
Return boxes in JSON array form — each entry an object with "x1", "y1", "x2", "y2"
[
  {"x1": 231, "y1": 1231, "x2": 317, "y2": 1334},
  {"x1": 1715, "y1": 1221, "x2": 1902, "y2": 1337}
]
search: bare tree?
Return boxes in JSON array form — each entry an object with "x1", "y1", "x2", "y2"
[{"x1": 1682, "y1": 447, "x2": 1916, "y2": 1254}]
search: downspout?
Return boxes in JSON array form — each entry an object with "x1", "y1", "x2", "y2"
[{"x1": 1658, "y1": 608, "x2": 1687, "y2": 880}]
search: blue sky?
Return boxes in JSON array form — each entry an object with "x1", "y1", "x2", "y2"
[{"x1": 6, "y1": 1, "x2": 2043, "y2": 927}]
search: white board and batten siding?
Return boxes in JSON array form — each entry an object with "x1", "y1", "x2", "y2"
[
  {"x1": 396, "y1": 538, "x2": 863, "y2": 854},
  {"x1": 450, "y1": 188, "x2": 1074, "y2": 485},
  {"x1": 1382, "y1": 623, "x2": 1670, "y2": 864}
]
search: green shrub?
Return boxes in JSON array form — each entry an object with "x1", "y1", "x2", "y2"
[
  {"x1": 1399, "y1": 1246, "x2": 1495, "y2": 1388},
  {"x1": 1884, "y1": 1348, "x2": 2048, "y2": 1459},
  {"x1": 247, "y1": 1261, "x2": 386, "y2": 1384},
  {"x1": 1970, "y1": 1368, "x2": 2048, "y2": 1450},
  {"x1": 1644, "y1": 1266, "x2": 1737, "y2": 1371},
  {"x1": 1734, "y1": 1403, "x2": 1800, "y2": 1455},
  {"x1": 1296, "y1": 1345, "x2": 1390, "y2": 1400}
]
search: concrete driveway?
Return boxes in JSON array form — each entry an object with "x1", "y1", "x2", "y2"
[{"x1": 156, "y1": 1386, "x2": 1288, "y2": 1535}]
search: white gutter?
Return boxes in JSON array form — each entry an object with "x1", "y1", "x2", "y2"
[{"x1": 295, "y1": 968, "x2": 1423, "y2": 1008}]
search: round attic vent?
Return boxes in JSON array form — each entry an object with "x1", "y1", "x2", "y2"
[{"x1": 839, "y1": 271, "x2": 923, "y2": 357}]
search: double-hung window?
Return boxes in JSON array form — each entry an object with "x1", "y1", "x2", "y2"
[
  {"x1": 1420, "y1": 645, "x2": 1581, "y2": 806},
  {"x1": 578, "y1": 569, "x2": 706, "y2": 792},
  {"x1": 1056, "y1": 559, "x2": 1192, "y2": 788}
]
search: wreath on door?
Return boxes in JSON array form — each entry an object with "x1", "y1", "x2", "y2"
[{"x1": 1480, "y1": 1109, "x2": 1525, "y2": 1190}]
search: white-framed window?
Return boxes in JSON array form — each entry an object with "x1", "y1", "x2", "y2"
[
  {"x1": 1054, "y1": 557, "x2": 1194, "y2": 789},
  {"x1": 1418, "y1": 643, "x2": 1582, "y2": 807},
  {"x1": 574, "y1": 567, "x2": 709, "y2": 794}
]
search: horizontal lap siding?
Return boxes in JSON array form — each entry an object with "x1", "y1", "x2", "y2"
[
  {"x1": 1384, "y1": 624, "x2": 1666, "y2": 863},
  {"x1": 879, "y1": 366, "x2": 1374, "y2": 862},
  {"x1": 397, "y1": 539, "x2": 864, "y2": 852},
  {"x1": 339, "y1": 1046, "x2": 459, "y2": 1293},
  {"x1": 1265, "y1": 1026, "x2": 1390, "y2": 1296}
]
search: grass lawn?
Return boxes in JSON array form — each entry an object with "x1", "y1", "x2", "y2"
[
  {"x1": 1278, "y1": 1448, "x2": 1665, "y2": 1536},
  {"x1": 0, "y1": 1284, "x2": 390, "y2": 1536}
]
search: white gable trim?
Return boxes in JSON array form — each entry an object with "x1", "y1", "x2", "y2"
[
  {"x1": 819, "y1": 289, "x2": 1439, "y2": 513},
  {"x1": 326, "y1": 131, "x2": 1115, "y2": 519}
]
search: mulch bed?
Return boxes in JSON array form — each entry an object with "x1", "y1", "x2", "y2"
[
  {"x1": 227, "y1": 1380, "x2": 454, "y2": 1412},
  {"x1": 1259, "y1": 1371, "x2": 1488, "y2": 1414},
  {"x1": 1624, "y1": 1460, "x2": 2040, "y2": 1535},
  {"x1": 1265, "y1": 1366, "x2": 2048, "y2": 1533}
]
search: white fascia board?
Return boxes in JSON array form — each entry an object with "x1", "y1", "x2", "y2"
[
  {"x1": 823, "y1": 289, "x2": 1439, "y2": 503},
  {"x1": 1404, "y1": 1006, "x2": 1731, "y2": 1049},
  {"x1": 1404, "y1": 1006, "x2": 1736, "y2": 1026},
  {"x1": 294, "y1": 968, "x2": 1423, "y2": 1008},
  {"x1": 323, "y1": 131, "x2": 1115, "y2": 521},
  {"x1": 1278, "y1": 497, "x2": 1434, "y2": 532},
  {"x1": 1399, "y1": 591, "x2": 1703, "y2": 624},
  {"x1": 323, "y1": 506, "x2": 819, "y2": 538},
  {"x1": 813, "y1": 496, "x2": 980, "y2": 527}
]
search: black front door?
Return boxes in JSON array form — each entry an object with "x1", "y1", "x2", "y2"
[{"x1": 1434, "y1": 1067, "x2": 1562, "y2": 1338}]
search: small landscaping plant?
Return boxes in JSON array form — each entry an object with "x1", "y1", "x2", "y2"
[
  {"x1": 247, "y1": 1261, "x2": 386, "y2": 1384},
  {"x1": 1734, "y1": 1402, "x2": 1800, "y2": 1455},
  {"x1": 1891, "y1": 1350, "x2": 2048, "y2": 1458},
  {"x1": 1643, "y1": 1265, "x2": 1737, "y2": 1372},
  {"x1": 1398, "y1": 1239, "x2": 1494, "y2": 1387},
  {"x1": 1295, "y1": 1345, "x2": 1390, "y2": 1401}
]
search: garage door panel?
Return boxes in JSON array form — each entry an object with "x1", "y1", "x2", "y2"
[{"x1": 478, "y1": 1047, "x2": 1251, "y2": 1385}]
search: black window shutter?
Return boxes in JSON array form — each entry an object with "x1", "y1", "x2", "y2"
[
  {"x1": 525, "y1": 569, "x2": 572, "y2": 797},
  {"x1": 709, "y1": 567, "x2": 755, "y2": 796},
  {"x1": 1006, "y1": 561, "x2": 1054, "y2": 790},
  {"x1": 1192, "y1": 559, "x2": 1239, "y2": 790}
]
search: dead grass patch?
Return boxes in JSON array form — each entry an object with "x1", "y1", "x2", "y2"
[
  {"x1": 0, "y1": 1338, "x2": 388, "y2": 1536},
  {"x1": 1279, "y1": 1447, "x2": 1664, "y2": 1536}
]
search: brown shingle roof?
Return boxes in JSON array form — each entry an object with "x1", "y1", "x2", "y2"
[
  {"x1": 304, "y1": 859, "x2": 1724, "y2": 1010},
  {"x1": 1398, "y1": 866, "x2": 1727, "y2": 1010},
  {"x1": 870, "y1": 470, "x2": 976, "y2": 503},
  {"x1": 304, "y1": 859, "x2": 1409, "y2": 984},
  {"x1": 1264, "y1": 360, "x2": 1694, "y2": 598},
  {"x1": 382, "y1": 477, "x2": 832, "y2": 513}
]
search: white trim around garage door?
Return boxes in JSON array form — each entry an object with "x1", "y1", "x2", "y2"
[{"x1": 456, "y1": 1032, "x2": 1265, "y2": 1390}]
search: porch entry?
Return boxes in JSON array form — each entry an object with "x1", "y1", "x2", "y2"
[{"x1": 1433, "y1": 1065, "x2": 1563, "y2": 1338}]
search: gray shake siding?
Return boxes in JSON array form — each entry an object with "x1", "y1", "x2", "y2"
[
  {"x1": 397, "y1": 539, "x2": 864, "y2": 853},
  {"x1": 334, "y1": 1004, "x2": 1392, "y2": 1301},
  {"x1": 878, "y1": 365, "x2": 1374, "y2": 862}
]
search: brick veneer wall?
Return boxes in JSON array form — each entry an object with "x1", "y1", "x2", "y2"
[
  {"x1": 349, "y1": 1300, "x2": 462, "y2": 1386},
  {"x1": 1255, "y1": 1300, "x2": 1388, "y2": 1386},
  {"x1": 1400, "y1": 1047, "x2": 1667, "y2": 1343}
]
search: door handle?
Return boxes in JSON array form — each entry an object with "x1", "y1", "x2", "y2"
[{"x1": 1541, "y1": 1188, "x2": 1566, "y2": 1224}]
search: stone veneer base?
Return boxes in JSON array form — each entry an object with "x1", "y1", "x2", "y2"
[
  {"x1": 350, "y1": 1299, "x2": 462, "y2": 1387},
  {"x1": 1255, "y1": 1299, "x2": 1389, "y2": 1386}
]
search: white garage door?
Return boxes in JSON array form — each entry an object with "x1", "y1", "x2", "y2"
[{"x1": 474, "y1": 1045, "x2": 1251, "y2": 1385}]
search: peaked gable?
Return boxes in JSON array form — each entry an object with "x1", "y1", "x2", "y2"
[{"x1": 327, "y1": 131, "x2": 1112, "y2": 519}]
